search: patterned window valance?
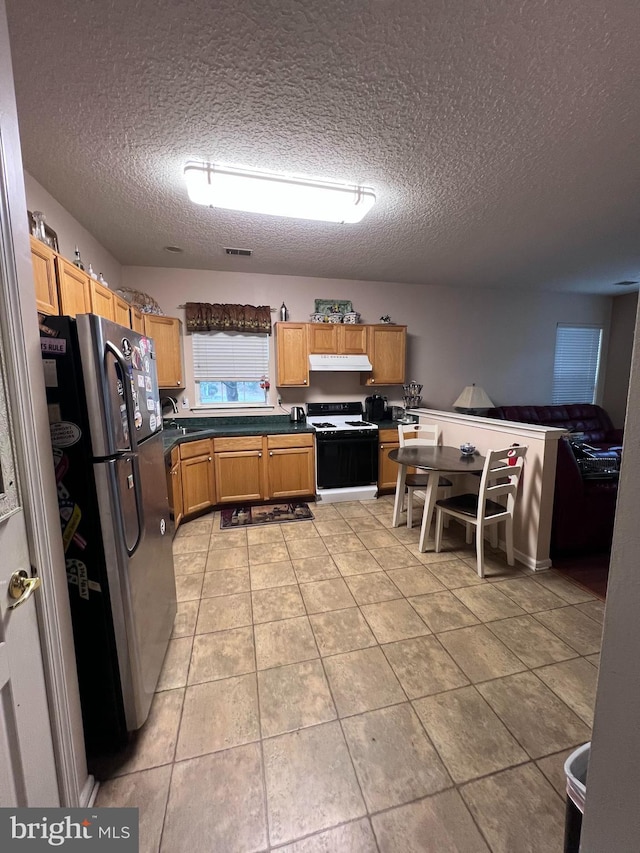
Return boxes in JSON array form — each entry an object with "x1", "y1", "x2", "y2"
[{"x1": 185, "y1": 302, "x2": 272, "y2": 335}]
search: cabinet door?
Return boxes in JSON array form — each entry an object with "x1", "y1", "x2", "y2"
[
  {"x1": 266, "y1": 434, "x2": 315, "y2": 499},
  {"x1": 144, "y1": 315, "x2": 183, "y2": 388},
  {"x1": 29, "y1": 236, "x2": 59, "y2": 314},
  {"x1": 168, "y1": 461, "x2": 184, "y2": 528},
  {"x1": 55, "y1": 256, "x2": 91, "y2": 317},
  {"x1": 276, "y1": 323, "x2": 309, "y2": 387},
  {"x1": 378, "y1": 438, "x2": 400, "y2": 491},
  {"x1": 113, "y1": 294, "x2": 132, "y2": 327},
  {"x1": 89, "y1": 279, "x2": 115, "y2": 320},
  {"x1": 181, "y1": 453, "x2": 214, "y2": 517},
  {"x1": 214, "y1": 450, "x2": 264, "y2": 503},
  {"x1": 130, "y1": 307, "x2": 146, "y2": 334},
  {"x1": 308, "y1": 323, "x2": 338, "y2": 353},
  {"x1": 365, "y1": 325, "x2": 407, "y2": 386},
  {"x1": 340, "y1": 325, "x2": 368, "y2": 354}
]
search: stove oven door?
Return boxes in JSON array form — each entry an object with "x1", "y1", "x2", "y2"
[{"x1": 316, "y1": 432, "x2": 378, "y2": 488}]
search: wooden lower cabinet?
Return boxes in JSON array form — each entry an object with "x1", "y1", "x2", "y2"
[
  {"x1": 266, "y1": 434, "x2": 315, "y2": 499},
  {"x1": 378, "y1": 427, "x2": 417, "y2": 491},
  {"x1": 169, "y1": 432, "x2": 316, "y2": 529},
  {"x1": 179, "y1": 439, "x2": 214, "y2": 518},
  {"x1": 213, "y1": 436, "x2": 265, "y2": 504},
  {"x1": 167, "y1": 447, "x2": 184, "y2": 527}
]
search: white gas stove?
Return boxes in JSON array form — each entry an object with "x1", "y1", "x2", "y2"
[
  {"x1": 307, "y1": 402, "x2": 379, "y2": 502},
  {"x1": 306, "y1": 402, "x2": 378, "y2": 434}
]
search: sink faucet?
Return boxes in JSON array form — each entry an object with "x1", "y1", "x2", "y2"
[{"x1": 161, "y1": 396, "x2": 179, "y2": 414}]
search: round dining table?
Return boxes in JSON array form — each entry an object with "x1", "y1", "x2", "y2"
[{"x1": 388, "y1": 446, "x2": 486, "y2": 552}]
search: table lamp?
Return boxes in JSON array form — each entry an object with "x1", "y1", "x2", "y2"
[{"x1": 453, "y1": 384, "x2": 495, "y2": 415}]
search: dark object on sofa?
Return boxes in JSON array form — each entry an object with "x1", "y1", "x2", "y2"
[{"x1": 487, "y1": 405, "x2": 622, "y2": 556}]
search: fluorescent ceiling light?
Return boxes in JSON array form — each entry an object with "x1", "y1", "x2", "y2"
[{"x1": 183, "y1": 161, "x2": 376, "y2": 223}]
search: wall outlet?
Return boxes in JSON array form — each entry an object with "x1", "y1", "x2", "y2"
[
  {"x1": 181, "y1": 397, "x2": 189, "y2": 409},
  {"x1": 277, "y1": 396, "x2": 282, "y2": 406}
]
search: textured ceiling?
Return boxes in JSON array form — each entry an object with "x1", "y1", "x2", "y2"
[{"x1": 5, "y1": 0, "x2": 640, "y2": 294}]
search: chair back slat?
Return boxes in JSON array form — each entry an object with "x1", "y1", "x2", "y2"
[
  {"x1": 398, "y1": 423, "x2": 440, "y2": 447},
  {"x1": 477, "y1": 446, "x2": 527, "y2": 522}
]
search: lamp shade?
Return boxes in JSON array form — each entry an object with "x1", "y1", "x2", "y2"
[
  {"x1": 183, "y1": 161, "x2": 376, "y2": 223},
  {"x1": 453, "y1": 384, "x2": 495, "y2": 411}
]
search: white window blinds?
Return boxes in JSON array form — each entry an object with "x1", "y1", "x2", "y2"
[
  {"x1": 192, "y1": 331, "x2": 269, "y2": 381},
  {"x1": 552, "y1": 325, "x2": 603, "y2": 405}
]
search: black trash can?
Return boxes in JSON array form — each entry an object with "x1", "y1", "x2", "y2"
[{"x1": 564, "y1": 742, "x2": 590, "y2": 852}]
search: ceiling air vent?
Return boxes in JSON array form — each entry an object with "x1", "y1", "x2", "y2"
[{"x1": 224, "y1": 247, "x2": 252, "y2": 257}]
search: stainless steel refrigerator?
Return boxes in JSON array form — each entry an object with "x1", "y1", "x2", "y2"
[{"x1": 40, "y1": 313, "x2": 176, "y2": 761}]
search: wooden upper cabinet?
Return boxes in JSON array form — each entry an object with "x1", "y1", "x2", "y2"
[
  {"x1": 363, "y1": 325, "x2": 407, "y2": 386},
  {"x1": 55, "y1": 256, "x2": 91, "y2": 318},
  {"x1": 29, "y1": 236, "x2": 59, "y2": 315},
  {"x1": 340, "y1": 324, "x2": 368, "y2": 354},
  {"x1": 143, "y1": 314, "x2": 183, "y2": 388},
  {"x1": 113, "y1": 294, "x2": 132, "y2": 328},
  {"x1": 130, "y1": 307, "x2": 145, "y2": 334},
  {"x1": 308, "y1": 323, "x2": 338, "y2": 354},
  {"x1": 275, "y1": 322, "x2": 309, "y2": 387},
  {"x1": 308, "y1": 323, "x2": 368, "y2": 355},
  {"x1": 89, "y1": 279, "x2": 114, "y2": 321}
]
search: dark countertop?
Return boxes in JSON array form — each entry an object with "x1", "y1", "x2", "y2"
[
  {"x1": 162, "y1": 413, "x2": 418, "y2": 455},
  {"x1": 162, "y1": 415, "x2": 315, "y2": 453}
]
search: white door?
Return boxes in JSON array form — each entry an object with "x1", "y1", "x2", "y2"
[{"x1": 0, "y1": 322, "x2": 59, "y2": 806}]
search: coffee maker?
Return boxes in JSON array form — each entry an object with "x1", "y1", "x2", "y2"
[{"x1": 364, "y1": 394, "x2": 388, "y2": 422}]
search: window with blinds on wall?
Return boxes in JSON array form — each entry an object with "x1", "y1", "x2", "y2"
[
  {"x1": 192, "y1": 331, "x2": 270, "y2": 406},
  {"x1": 552, "y1": 324, "x2": 603, "y2": 405}
]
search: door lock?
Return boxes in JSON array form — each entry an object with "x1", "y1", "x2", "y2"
[{"x1": 8, "y1": 570, "x2": 42, "y2": 610}]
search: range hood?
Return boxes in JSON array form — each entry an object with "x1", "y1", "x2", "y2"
[{"x1": 308, "y1": 353, "x2": 373, "y2": 372}]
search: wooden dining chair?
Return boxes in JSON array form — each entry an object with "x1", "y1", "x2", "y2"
[
  {"x1": 433, "y1": 445, "x2": 528, "y2": 576},
  {"x1": 398, "y1": 423, "x2": 452, "y2": 528}
]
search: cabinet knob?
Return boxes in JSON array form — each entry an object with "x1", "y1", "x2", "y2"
[
  {"x1": 258, "y1": 452, "x2": 262, "y2": 458},
  {"x1": 177, "y1": 381, "x2": 181, "y2": 385},
  {"x1": 380, "y1": 445, "x2": 384, "y2": 449},
  {"x1": 208, "y1": 457, "x2": 212, "y2": 462},
  {"x1": 269, "y1": 451, "x2": 273, "y2": 456},
  {"x1": 303, "y1": 380, "x2": 307, "y2": 384}
]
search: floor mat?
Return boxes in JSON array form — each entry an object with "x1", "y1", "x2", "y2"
[{"x1": 219, "y1": 502, "x2": 314, "y2": 529}]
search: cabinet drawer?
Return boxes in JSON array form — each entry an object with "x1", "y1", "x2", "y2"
[
  {"x1": 213, "y1": 435, "x2": 263, "y2": 453},
  {"x1": 179, "y1": 438, "x2": 212, "y2": 459},
  {"x1": 267, "y1": 433, "x2": 314, "y2": 449},
  {"x1": 378, "y1": 429, "x2": 398, "y2": 443}
]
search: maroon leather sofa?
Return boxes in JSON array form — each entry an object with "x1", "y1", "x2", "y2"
[{"x1": 487, "y1": 405, "x2": 622, "y2": 556}]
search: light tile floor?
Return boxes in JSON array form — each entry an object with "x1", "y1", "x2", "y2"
[{"x1": 95, "y1": 497, "x2": 601, "y2": 852}]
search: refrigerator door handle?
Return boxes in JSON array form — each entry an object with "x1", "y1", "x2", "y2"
[
  {"x1": 105, "y1": 341, "x2": 145, "y2": 555},
  {"x1": 105, "y1": 340, "x2": 138, "y2": 454}
]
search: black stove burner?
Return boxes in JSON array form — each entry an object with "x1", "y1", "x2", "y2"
[
  {"x1": 313, "y1": 422, "x2": 336, "y2": 428},
  {"x1": 345, "y1": 420, "x2": 373, "y2": 426}
]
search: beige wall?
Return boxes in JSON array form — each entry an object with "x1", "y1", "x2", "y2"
[
  {"x1": 23, "y1": 172, "x2": 122, "y2": 290},
  {"x1": 602, "y1": 291, "x2": 638, "y2": 428},
  {"x1": 122, "y1": 265, "x2": 614, "y2": 415}
]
